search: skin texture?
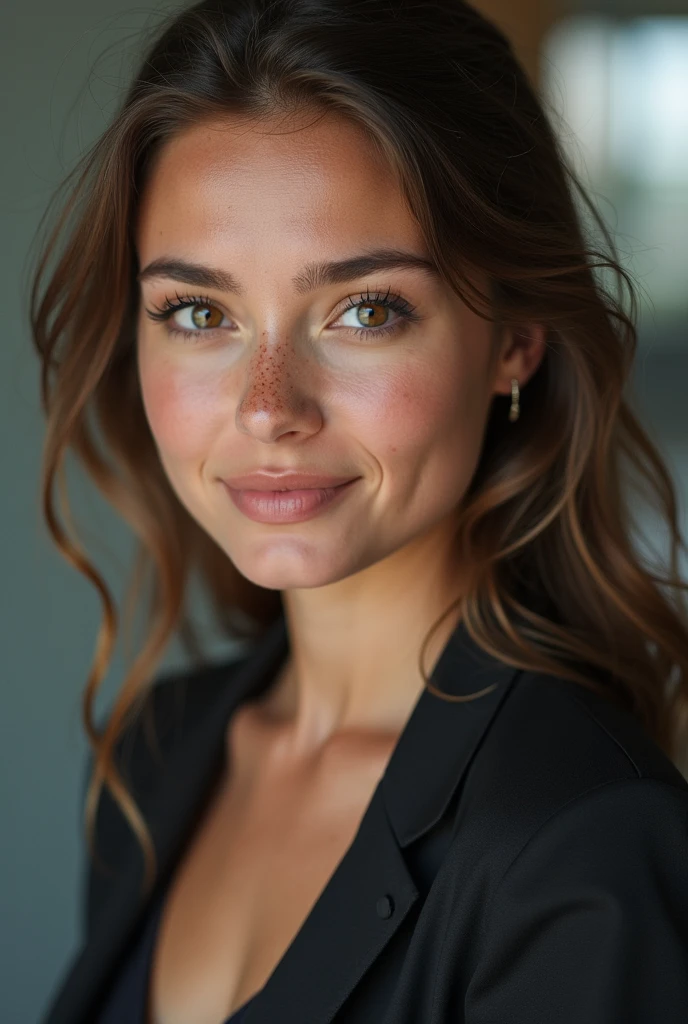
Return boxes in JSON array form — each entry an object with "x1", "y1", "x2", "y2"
[{"x1": 135, "y1": 109, "x2": 547, "y2": 759}]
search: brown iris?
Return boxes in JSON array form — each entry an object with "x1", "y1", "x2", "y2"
[
  {"x1": 191, "y1": 303, "x2": 224, "y2": 328},
  {"x1": 356, "y1": 302, "x2": 388, "y2": 327}
]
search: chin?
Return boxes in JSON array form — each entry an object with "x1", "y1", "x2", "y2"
[{"x1": 227, "y1": 546, "x2": 357, "y2": 592}]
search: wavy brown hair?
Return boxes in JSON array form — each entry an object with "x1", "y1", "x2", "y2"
[{"x1": 30, "y1": 0, "x2": 688, "y2": 899}]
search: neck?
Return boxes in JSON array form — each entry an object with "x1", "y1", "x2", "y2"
[{"x1": 254, "y1": 524, "x2": 465, "y2": 758}]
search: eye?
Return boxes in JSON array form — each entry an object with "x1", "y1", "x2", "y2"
[
  {"x1": 144, "y1": 287, "x2": 423, "y2": 344},
  {"x1": 144, "y1": 294, "x2": 231, "y2": 340},
  {"x1": 177, "y1": 302, "x2": 226, "y2": 330},
  {"x1": 332, "y1": 288, "x2": 422, "y2": 339}
]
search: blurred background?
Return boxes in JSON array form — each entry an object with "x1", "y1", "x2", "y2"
[{"x1": 1, "y1": 0, "x2": 686, "y2": 1020}]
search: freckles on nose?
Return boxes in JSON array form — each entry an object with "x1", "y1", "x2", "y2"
[{"x1": 239, "y1": 334, "x2": 297, "y2": 415}]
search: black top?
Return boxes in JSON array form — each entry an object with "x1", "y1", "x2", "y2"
[
  {"x1": 96, "y1": 885, "x2": 258, "y2": 1024},
  {"x1": 43, "y1": 609, "x2": 688, "y2": 1023}
]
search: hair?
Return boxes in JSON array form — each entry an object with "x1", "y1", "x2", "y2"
[{"x1": 30, "y1": 0, "x2": 688, "y2": 900}]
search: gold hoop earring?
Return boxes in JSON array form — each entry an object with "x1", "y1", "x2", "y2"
[{"x1": 509, "y1": 378, "x2": 520, "y2": 422}]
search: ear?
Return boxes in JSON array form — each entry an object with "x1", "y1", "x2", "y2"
[{"x1": 491, "y1": 322, "x2": 548, "y2": 397}]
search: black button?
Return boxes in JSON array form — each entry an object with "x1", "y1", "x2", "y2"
[{"x1": 376, "y1": 895, "x2": 394, "y2": 919}]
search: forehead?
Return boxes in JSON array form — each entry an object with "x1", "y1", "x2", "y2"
[{"x1": 136, "y1": 111, "x2": 427, "y2": 263}]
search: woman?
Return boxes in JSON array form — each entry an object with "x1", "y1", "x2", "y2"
[{"x1": 34, "y1": 1, "x2": 688, "y2": 1022}]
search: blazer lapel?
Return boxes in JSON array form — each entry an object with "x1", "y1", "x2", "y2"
[{"x1": 44, "y1": 610, "x2": 522, "y2": 1024}]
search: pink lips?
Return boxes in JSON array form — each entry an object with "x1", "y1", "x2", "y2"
[
  {"x1": 222, "y1": 477, "x2": 359, "y2": 523},
  {"x1": 223, "y1": 471, "x2": 357, "y2": 490}
]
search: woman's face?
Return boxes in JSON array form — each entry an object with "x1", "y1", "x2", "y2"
[{"x1": 136, "y1": 111, "x2": 513, "y2": 591}]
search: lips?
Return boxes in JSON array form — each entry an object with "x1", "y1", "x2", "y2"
[
  {"x1": 221, "y1": 477, "x2": 359, "y2": 524},
  {"x1": 223, "y1": 472, "x2": 358, "y2": 491}
]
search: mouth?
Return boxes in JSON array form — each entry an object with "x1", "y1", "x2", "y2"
[
  {"x1": 221, "y1": 477, "x2": 359, "y2": 524},
  {"x1": 222, "y1": 472, "x2": 358, "y2": 491}
]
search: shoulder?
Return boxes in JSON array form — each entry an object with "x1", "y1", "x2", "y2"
[
  {"x1": 81, "y1": 652, "x2": 252, "y2": 925},
  {"x1": 448, "y1": 671, "x2": 688, "y2": 1020},
  {"x1": 472, "y1": 665, "x2": 688, "y2": 825},
  {"x1": 460, "y1": 768, "x2": 688, "y2": 1020},
  {"x1": 104, "y1": 647, "x2": 257, "y2": 793},
  {"x1": 452, "y1": 666, "x2": 688, "y2": 901}
]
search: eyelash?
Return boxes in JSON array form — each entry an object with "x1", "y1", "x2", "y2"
[{"x1": 144, "y1": 287, "x2": 422, "y2": 343}]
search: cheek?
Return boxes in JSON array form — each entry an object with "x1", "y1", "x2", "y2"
[
  {"x1": 138, "y1": 356, "x2": 222, "y2": 462},
  {"x1": 352, "y1": 349, "x2": 490, "y2": 518},
  {"x1": 350, "y1": 360, "x2": 471, "y2": 458}
]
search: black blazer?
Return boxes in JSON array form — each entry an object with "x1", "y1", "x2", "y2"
[{"x1": 42, "y1": 610, "x2": 688, "y2": 1023}]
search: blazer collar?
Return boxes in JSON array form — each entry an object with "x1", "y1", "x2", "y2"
[{"x1": 44, "y1": 608, "x2": 522, "y2": 1024}]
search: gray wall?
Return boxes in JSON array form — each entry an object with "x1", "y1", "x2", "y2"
[
  {"x1": 1, "y1": 3, "x2": 686, "y2": 1023},
  {"x1": 1, "y1": 4, "x2": 185, "y2": 1022}
]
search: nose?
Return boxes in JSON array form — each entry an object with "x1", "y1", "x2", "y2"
[{"x1": 235, "y1": 333, "x2": 324, "y2": 443}]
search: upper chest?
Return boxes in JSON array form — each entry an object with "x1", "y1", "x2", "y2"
[{"x1": 147, "y1": 705, "x2": 399, "y2": 1024}]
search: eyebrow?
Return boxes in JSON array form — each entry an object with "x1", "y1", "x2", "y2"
[{"x1": 137, "y1": 248, "x2": 440, "y2": 296}]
